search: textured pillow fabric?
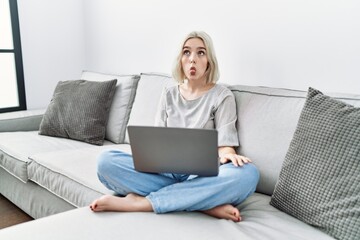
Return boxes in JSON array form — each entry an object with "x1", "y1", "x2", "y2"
[
  {"x1": 39, "y1": 79, "x2": 117, "y2": 145},
  {"x1": 81, "y1": 71, "x2": 140, "y2": 143},
  {"x1": 270, "y1": 87, "x2": 360, "y2": 240}
]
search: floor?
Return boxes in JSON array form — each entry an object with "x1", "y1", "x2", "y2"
[{"x1": 0, "y1": 194, "x2": 33, "y2": 229}]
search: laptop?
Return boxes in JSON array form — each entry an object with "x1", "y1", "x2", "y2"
[{"x1": 127, "y1": 126, "x2": 219, "y2": 176}]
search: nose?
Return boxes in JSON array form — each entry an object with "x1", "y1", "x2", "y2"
[{"x1": 189, "y1": 53, "x2": 196, "y2": 64}]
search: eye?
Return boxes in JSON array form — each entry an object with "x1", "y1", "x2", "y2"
[
  {"x1": 198, "y1": 50, "x2": 206, "y2": 56},
  {"x1": 183, "y1": 50, "x2": 190, "y2": 56}
]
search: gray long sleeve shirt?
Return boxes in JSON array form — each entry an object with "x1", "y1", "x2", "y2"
[{"x1": 155, "y1": 84, "x2": 239, "y2": 147}]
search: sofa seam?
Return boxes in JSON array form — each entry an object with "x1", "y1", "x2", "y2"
[
  {"x1": 140, "y1": 72, "x2": 172, "y2": 78},
  {"x1": 81, "y1": 70, "x2": 139, "y2": 78},
  {"x1": 28, "y1": 177, "x2": 79, "y2": 208},
  {"x1": 0, "y1": 114, "x2": 44, "y2": 121},
  {"x1": 0, "y1": 165, "x2": 28, "y2": 183},
  {"x1": 28, "y1": 158, "x2": 105, "y2": 196},
  {"x1": 27, "y1": 159, "x2": 105, "y2": 207},
  {"x1": 0, "y1": 149, "x2": 29, "y2": 183},
  {"x1": 230, "y1": 88, "x2": 360, "y2": 101}
]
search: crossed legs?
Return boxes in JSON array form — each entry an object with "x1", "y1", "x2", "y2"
[
  {"x1": 90, "y1": 194, "x2": 242, "y2": 221},
  {"x1": 90, "y1": 150, "x2": 259, "y2": 222}
]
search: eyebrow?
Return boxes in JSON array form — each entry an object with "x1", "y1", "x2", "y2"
[{"x1": 183, "y1": 46, "x2": 207, "y2": 51}]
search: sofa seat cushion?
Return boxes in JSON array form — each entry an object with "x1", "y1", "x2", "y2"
[
  {"x1": 0, "y1": 131, "x2": 110, "y2": 182},
  {"x1": 0, "y1": 193, "x2": 334, "y2": 240},
  {"x1": 237, "y1": 193, "x2": 335, "y2": 239},
  {"x1": 0, "y1": 167, "x2": 75, "y2": 219},
  {"x1": 27, "y1": 144, "x2": 131, "y2": 208}
]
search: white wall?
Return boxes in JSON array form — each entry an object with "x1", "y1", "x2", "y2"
[
  {"x1": 19, "y1": 0, "x2": 360, "y2": 109},
  {"x1": 17, "y1": 0, "x2": 85, "y2": 109},
  {"x1": 84, "y1": 0, "x2": 360, "y2": 93}
]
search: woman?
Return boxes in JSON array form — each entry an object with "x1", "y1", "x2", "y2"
[{"x1": 90, "y1": 31, "x2": 259, "y2": 222}]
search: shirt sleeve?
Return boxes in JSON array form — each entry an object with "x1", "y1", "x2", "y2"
[{"x1": 214, "y1": 92, "x2": 239, "y2": 147}]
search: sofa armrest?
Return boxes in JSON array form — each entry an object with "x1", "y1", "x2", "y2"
[{"x1": 0, "y1": 109, "x2": 45, "y2": 132}]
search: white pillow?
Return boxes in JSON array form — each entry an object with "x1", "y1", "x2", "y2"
[
  {"x1": 81, "y1": 71, "x2": 140, "y2": 143},
  {"x1": 124, "y1": 73, "x2": 176, "y2": 143}
]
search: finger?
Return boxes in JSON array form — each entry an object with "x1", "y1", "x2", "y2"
[
  {"x1": 242, "y1": 156, "x2": 252, "y2": 163},
  {"x1": 235, "y1": 156, "x2": 244, "y2": 166},
  {"x1": 229, "y1": 155, "x2": 240, "y2": 167},
  {"x1": 229, "y1": 155, "x2": 240, "y2": 166},
  {"x1": 243, "y1": 156, "x2": 252, "y2": 163},
  {"x1": 237, "y1": 155, "x2": 252, "y2": 164}
]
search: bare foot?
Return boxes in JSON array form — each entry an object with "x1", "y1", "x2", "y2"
[
  {"x1": 90, "y1": 193, "x2": 153, "y2": 212},
  {"x1": 202, "y1": 204, "x2": 241, "y2": 222}
]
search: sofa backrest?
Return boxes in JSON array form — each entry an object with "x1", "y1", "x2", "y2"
[
  {"x1": 123, "y1": 72, "x2": 360, "y2": 196},
  {"x1": 124, "y1": 72, "x2": 176, "y2": 143},
  {"x1": 229, "y1": 85, "x2": 360, "y2": 196}
]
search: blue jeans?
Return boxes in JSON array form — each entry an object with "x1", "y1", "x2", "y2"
[{"x1": 97, "y1": 150, "x2": 259, "y2": 214}]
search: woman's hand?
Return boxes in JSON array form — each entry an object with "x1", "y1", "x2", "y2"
[{"x1": 218, "y1": 147, "x2": 252, "y2": 167}]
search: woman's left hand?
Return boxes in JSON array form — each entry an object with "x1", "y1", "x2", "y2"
[
  {"x1": 218, "y1": 147, "x2": 252, "y2": 167},
  {"x1": 219, "y1": 153, "x2": 252, "y2": 167}
]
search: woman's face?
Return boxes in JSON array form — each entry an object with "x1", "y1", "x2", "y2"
[{"x1": 181, "y1": 37, "x2": 208, "y2": 83}]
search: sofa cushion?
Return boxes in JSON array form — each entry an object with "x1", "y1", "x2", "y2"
[
  {"x1": 81, "y1": 71, "x2": 140, "y2": 143},
  {"x1": 230, "y1": 85, "x2": 305, "y2": 196},
  {"x1": 0, "y1": 131, "x2": 105, "y2": 182},
  {"x1": 39, "y1": 79, "x2": 117, "y2": 145},
  {"x1": 270, "y1": 87, "x2": 360, "y2": 240},
  {"x1": 0, "y1": 167, "x2": 75, "y2": 219},
  {"x1": 124, "y1": 73, "x2": 176, "y2": 143},
  {"x1": 229, "y1": 85, "x2": 360, "y2": 196},
  {"x1": 0, "y1": 193, "x2": 335, "y2": 240},
  {"x1": 27, "y1": 145, "x2": 132, "y2": 207}
]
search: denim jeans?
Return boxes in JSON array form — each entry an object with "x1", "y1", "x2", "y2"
[{"x1": 97, "y1": 150, "x2": 260, "y2": 214}]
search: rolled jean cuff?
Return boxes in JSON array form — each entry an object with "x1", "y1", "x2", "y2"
[{"x1": 146, "y1": 195, "x2": 161, "y2": 214}]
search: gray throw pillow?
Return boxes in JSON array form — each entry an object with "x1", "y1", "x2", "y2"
[
  {"x1": 270, "y1": 87, "x2": 360, "y2": 240},
  {"x1": 39, "y1": 79, "x2": 117, "y2": 145}
]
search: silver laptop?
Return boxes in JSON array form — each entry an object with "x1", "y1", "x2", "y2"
[{"x1": 127, "y1": 126, "x2": 219, "y2": 176}]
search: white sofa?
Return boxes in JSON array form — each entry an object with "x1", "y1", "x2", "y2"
[{"x1": 0, "y1": 71, "x2": 359, "y2": 240}]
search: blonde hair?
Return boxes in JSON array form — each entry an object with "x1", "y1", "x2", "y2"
[{"x1": 172, "y1": 31, "x2": 220, "y2": 84}]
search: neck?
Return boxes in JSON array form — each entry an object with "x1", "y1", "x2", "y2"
[
  {"x1": 183, "y1": 79, "x2": 209, "y2": 92},
  {"x1": 179, "y1": 80, "x2": 215, "y2": 100}
]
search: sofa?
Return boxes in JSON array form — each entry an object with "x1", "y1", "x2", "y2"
[{"x1": 0, "y1": 71, "x2": 359, "y2": 240}]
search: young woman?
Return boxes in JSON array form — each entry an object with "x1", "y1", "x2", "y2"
[{"x1": 90, "y1": 31, "x2": 259, "y2": 222}]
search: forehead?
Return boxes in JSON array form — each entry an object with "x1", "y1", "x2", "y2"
[{"x1": 183, "y1": 37, "x2": 206, "y2": 49}]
